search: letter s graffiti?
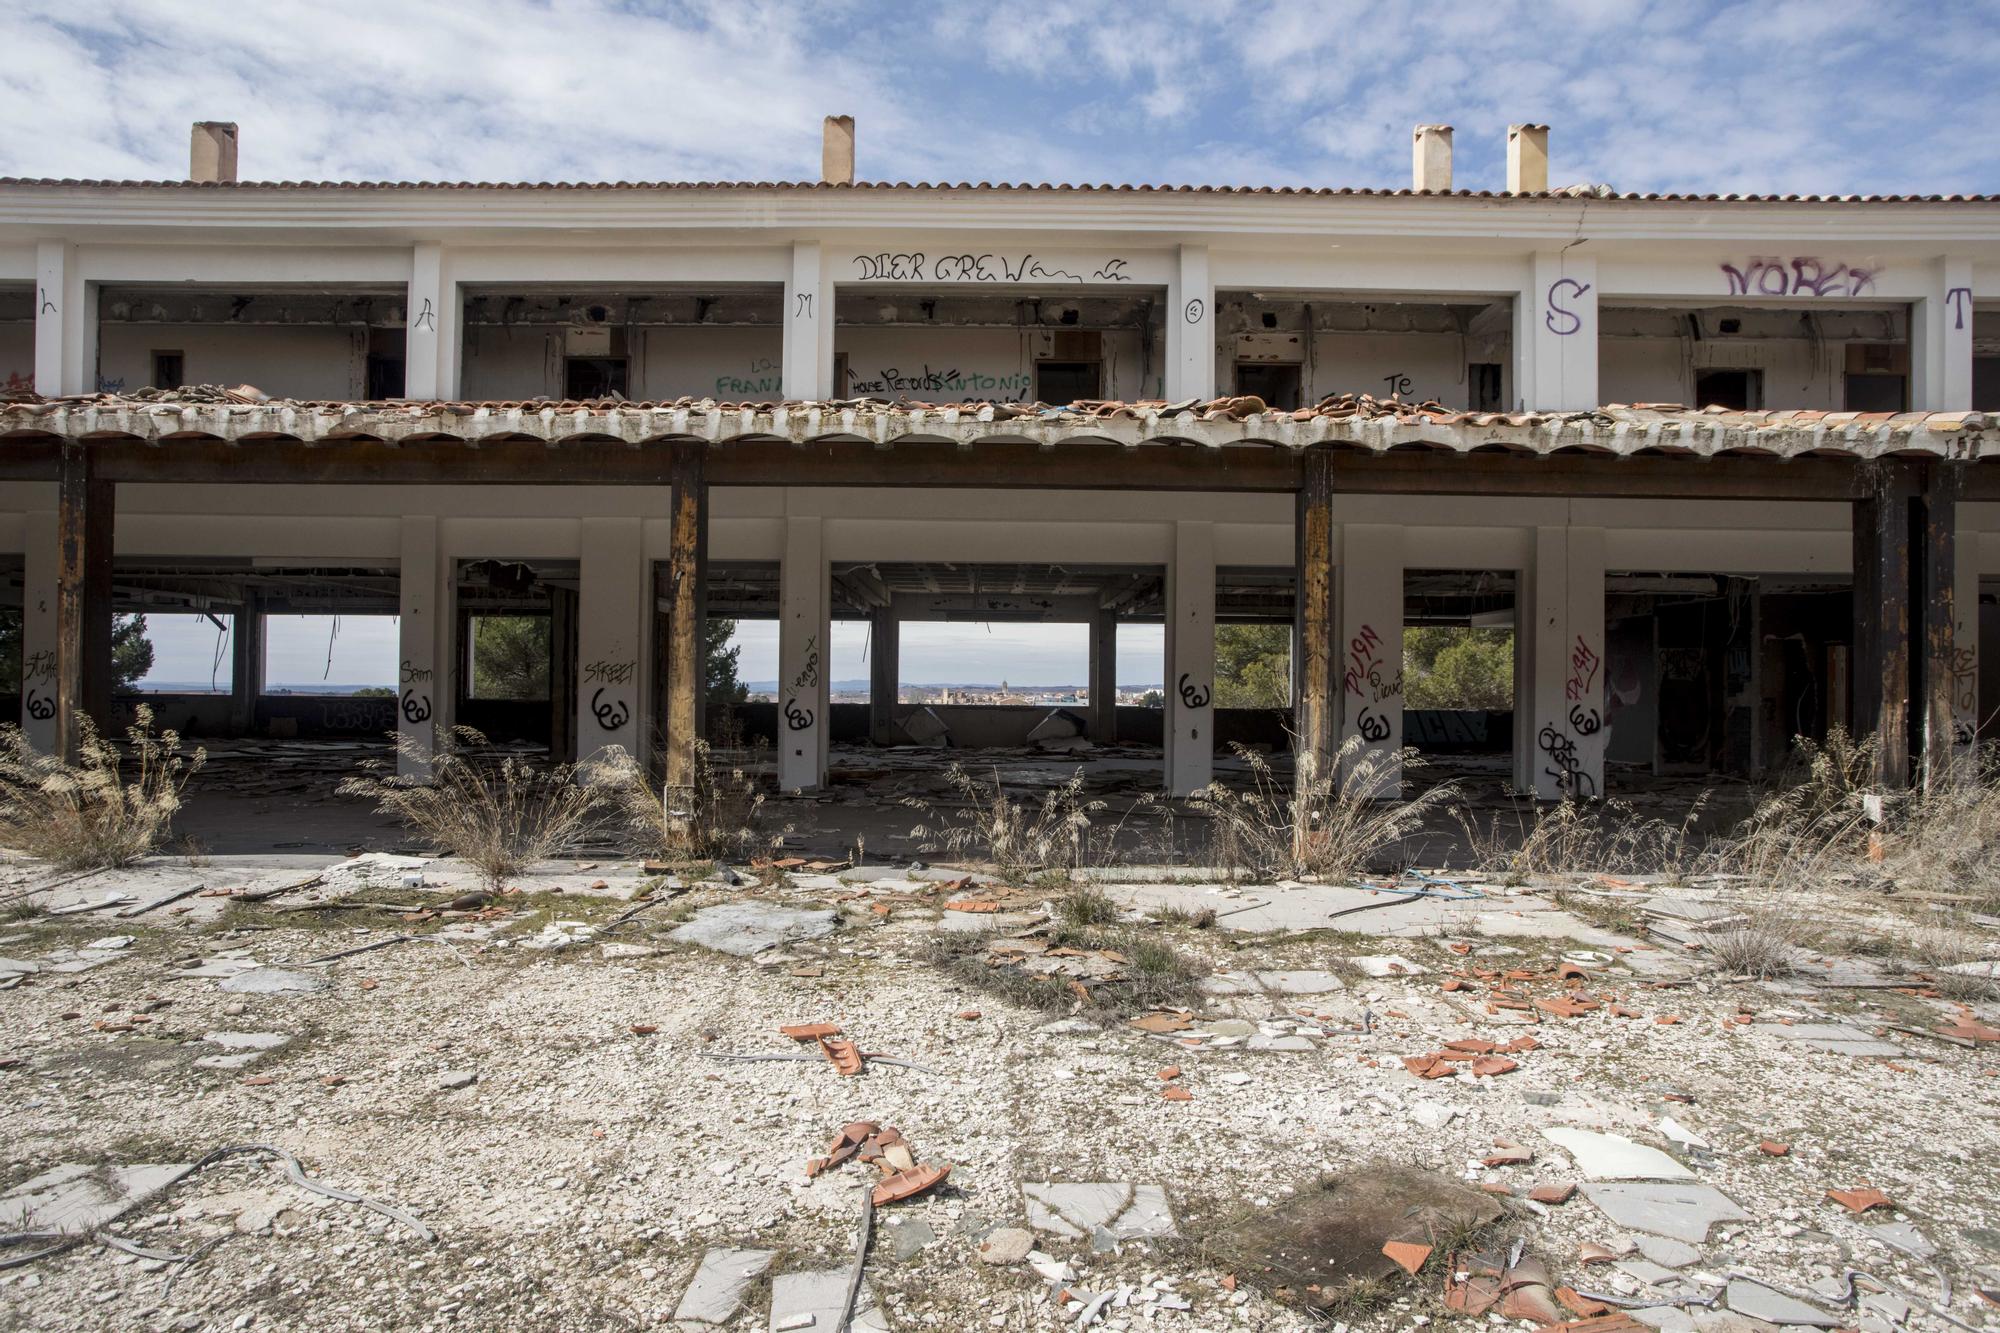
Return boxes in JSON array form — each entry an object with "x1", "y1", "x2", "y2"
[{"x1": 1545, "y1": 278, "x2": 1590, "y2": 336}]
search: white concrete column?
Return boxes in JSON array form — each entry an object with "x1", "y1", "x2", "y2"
[
  {"x1": 1912, "y1": 256, "x2": 1974, "y2": 411},
  {"x1": 34, "y1": 240, "x2": 94, "y2": 395},
  {"x1": 19, "y1": 511, "x2": 58, "y2": 751},
  {"x1": 778, "y1": 515, "x2": 830, "y2": 790},
  {"x1": 783, "y1": 241, "x2": 833, "y2": 400},
  {"x1": 406, "y1": 242, "x2": 457, "y2": 400},
  {"x1": 1165, "y1": 244, "x2": 1214, "y2": 403},
  {"x1": 1164, "y1": 519, "x2": 1215, "y2": 796},
  {"x1": 1953, "y1": 513, "x2": 1981, "y2": 757},
  {"x1": 1514, "y1": 252, "x2": 1597, "y2": 411},
  {"x1": 397, "y1": 516, "x2": 444, "y2": 777},
  {"x1": 1519, "y1": 525, "x2": 1607, "y2": 800},
  {"x1": 1338, "y1": 524, "x2": 1405, "y2": 796},
  {"x1": 578, "y1": 517, "x2": 648, "y2": 770}
]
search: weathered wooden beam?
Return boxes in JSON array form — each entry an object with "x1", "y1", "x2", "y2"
[
  {"x1": 869, "y1": 605, "x2": 900, "y2": 745},
  {"x1": 1089, "y1": 607, "x2": 1117, "y2": 743},
  {"x1": 548, "y1": 585, "x2": 579, "y2": 765},
  {"x1": 1294, "y1": 447, "x2": 1337, "y2": 795},
  {"x1": 1918, "y1": 463, "x2": 1963, "y2": 789},
  {"x1": 55, "y1": 442, "x2": 113, "y2": 762},
  {"x1": 1852, "y1": 461, "x2": 1918, "y2": 789},
  {"x1": 662, "y1": 443, "x2": 708, "y2": 830}
]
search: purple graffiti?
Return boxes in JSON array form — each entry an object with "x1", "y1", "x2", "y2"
[
  {"x1": 1720, "y1": 257, "x2": 1881, "y2": 299},
  {"x1": 1545, "y1": 278, "x2": 1590, "y2": 336},
  {"x1": 1947, "y1": 286, "x2": 1973, "y2": 331}
]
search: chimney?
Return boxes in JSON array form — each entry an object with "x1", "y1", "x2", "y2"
[
  {"x1": 190, "y1": 122, "x2": 238, "y2": 184},
  {"x1": 1507, "y1": 124, "x2": 1549, "y2": 194},
  {"x1": 821, "y1": 114, "x2": 855, "y2": 186},
  {"x1": 1411, "y1": 125, "x2": 1453, "y2": 192}
]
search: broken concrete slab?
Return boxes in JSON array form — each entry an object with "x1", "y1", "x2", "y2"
[
  {"x1": 1543, "y1": 1128, "x2": 1695, "y2": 1181},
  {"x1": 671, "y1": 1246, "x2": 775, "y2": 1325},
  {"x1": 219, "y1": 967, "x2": 330, "y2": 995},
  {"x1": 1634, "y1": 1235, "x2": 1703, "y2": 1268},
  {"x1": 171, "y1": 958, "x2": 264, "y2": 980},
  {"x1": 1025, "y1": 709, "x2": 1084, "y2": 743},
  {"x1": 767, "y1": 1269, "x2": 889, "y2": 1331},
  {"x1": 1023, "y1": 1183, "x2": 1175, "y2": 1241},
  {"x1": 0, "y1": 1163, "x2": 193, "y2": 1234},
  {"x1": 192, "y1": 1031, "x2": 291, "y2": 1070},
  {"x1": 668, "y1": 903, "x2": 838, "y2": 957},
  {"x1": 1350, "y1": 954, "x2": 1430, "y2": 978},
  {"x1": 1724, "y1": 1278, "x2": 1840, "y2": 1327},
  {"x1": 1753, "y1": 1023, "x2": 1905, "y2": 1058},
  {"x1": 1864, "y1": 1219, "x2": 1936, "y2": 1258},
  {"x1": 1201, "y1": 969, "x2": 1346, "y2": 996},
  {"x1": 1581, "y1": 1183, "x2": 1749, "y2": 1244}
]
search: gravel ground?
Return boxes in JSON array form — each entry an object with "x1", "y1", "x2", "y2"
[{"x1": 2, "y1": 862, "x2": 1997, "y2": 1333}]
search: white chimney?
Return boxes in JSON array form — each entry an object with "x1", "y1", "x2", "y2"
[
  {"x1": 1507, "y1": 124, "x2": 1549, "y2": 194},
  {"x1": 190, "y1": 122, "x2": 238, "y2": 184},
  {"x1": 1411, "y1": 124, "x2": 1453, "y2": 192},
  {"x1": 822, "y1": 115, "x2": 855, "y2": 186}
]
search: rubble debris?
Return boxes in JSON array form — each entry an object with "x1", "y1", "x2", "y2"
[
  {"x1": 218, "y1": 967, "x2": 331, "y2": 995},
  {"x1": 978, "y1": 1227, "x2": 1034, "y2": 1265},
  {"x1": 1024, "y1": 1183, "x2": 1175, "y2": 1241},
  {"x1": 768, "y1": 1270, "x2": 889, "y2": 1332},
  {"x1": 1382, "y1": 1239, "x2": 1431, "y2": 1274},
  {"x1": 668, "y1": 902, "x2": 838, "y2": 956},
  {"x1": 671, "y1": 1246, "x2": 775, "y2": 1325},
  {"x1": 1206, "y1": 1164, "x2": 1499, "y2": 1312},
  {"x1": 1826, "y1": 1187, "x2": 1895, "y2": 1214},
  {"x1": 1578, "y1": 1182, "x2": 1749, "y2": 1243},
  {"x1": 1543, "y1": 1128, "x2": 1695, "y2": 1181},
  {"x1": 1724, "y1": 1277, "x2": 1841, "y2": 1326},
  {"x1": 897, "y1": 707, "x2": 950, "y2": 748},
  {"x1": 192, "y1": 1031, "x2": 290, "y2": 1071},
  {"x1": 1755, "y1": 1022, "x2": 1907, "y2": 1058}
]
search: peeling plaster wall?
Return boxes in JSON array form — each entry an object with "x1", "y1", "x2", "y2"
[
  {"x1": 1600, "y1": 337, "x2": 1848, "y2": 409},
  {"x1": 835, "y1": 327, "x2": 1152, "y2": 402},
  {"x1": 97, "y1": 324, "x2": 365, "y2": 398},
  {"x1": 0, "y1": 323, "x2": 30, "y2": 391}
]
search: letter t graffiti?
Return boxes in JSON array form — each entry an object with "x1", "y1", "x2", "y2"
[{"x1": 1947, "y1": 286, "x2": 1973, "y2": 331}]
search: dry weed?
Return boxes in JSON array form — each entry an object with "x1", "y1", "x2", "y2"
[
  {"x1": 904, "y1": 765, "x2": 1108, "y2": 881},
  {"x1": 339, "y1": 727, "x2": 605, "y2": 889},
  {"x1": 1191, "y1": 738, "x2": 1456, "y2": 882},
  {"x1": 1459, "y1": 794, "x2": 1710, "y2": 884},
  {"x1": 0, "y1": 707, "x2": 203, "y2": 869},
  {"x1": 593, "y1": 740, "x2": 785, "y2": 864},
  {"x1": 1705, "y1": 919, "x2": 1802, "y2": 979}
]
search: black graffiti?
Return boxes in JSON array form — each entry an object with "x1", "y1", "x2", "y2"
[
  {"x1": 789, "y1": 637, "x2": 821, "y2": 692},
  {"x1": 784, "y1": 698, "x2": 816, "y2": 731},
  {"x1": 399, "y1": 658, "x2": 433, "y2": 685},
  {"x1": 852, "y1": 253, "x2": 927, "y2": 280},
  {"x1": 1183, "y1": 298, "x2": 1205, "y2": 324},
  {"x1": 25, "y1": 649, "x2": 55, "y2": 683},
  {"x1": 1177, "y1": 673, "x2": 1211, "y2": 710},
  {"x1": 1567, "y1": 704, "x2": 1603, "y2": 737},
  {"x1": 1357, "y1": 708, "x2": 1391, "y2": 743},
  {"x1": 39, "y1": 286, "x2": 54, "y2": 315},
  {"x1": 583, "y1": 659, "x2": 636, "y2": 686},
  {"x1": 1382, "y1": 372, "x2": 1412, "y2": 397},
  {"x1": 25, "y1": 691, "x2": 55, "y2": 721},
  {"x1": 413, "y1": 298, "x2": 436, "y2": 332},
  {"x1": 591, "y1": 689, "x2": 630, "y2": 732},
  {"x1": 794, "y1": 291, "x2": 813, "y2": 318},
  {"x1": 852, "y1": 252, "x2": 1120, "y2": 284},
  {"x1": 1537, "y1": 724, "x2": 1596, "y2": 798},
  {"x1": 400, "y1": 691, "x2": 432, "y2": 724},
  {"x1": 1091, "y1": 259, "x2": 1132, "y2": 281}
]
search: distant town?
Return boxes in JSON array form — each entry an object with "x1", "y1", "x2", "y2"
[{"x1": 744, "y1": 681, "x2": 1165, "y2": 706}]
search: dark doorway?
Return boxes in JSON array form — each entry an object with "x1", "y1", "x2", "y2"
[
  {"x1": 1236, "y1": 362, "x2": 1302, "y2": 410},
  {"x1": 566, "y1": 357, "x2": 629, "y2": 399},
  {"x1": 1694, "y1": 368, "x2": 1760, "y2": 410},
  {"x1": 1034, "y1": 360, "x2": 1101, "y2": 404}
]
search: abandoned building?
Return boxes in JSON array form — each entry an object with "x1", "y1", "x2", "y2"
[{"x1": 2, "y1": 116, "x2": 1998, "y2": 808}]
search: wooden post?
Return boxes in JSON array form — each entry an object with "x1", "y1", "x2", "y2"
[
  {"x1": 55, "y1": 442, "x2": 113, "y2": 762},
  {"x1": 663, "y1": 443, "x2": 708, "y2": 827},
  {"x1": 548, "y1": 584, "x2": 579, "y2": 763},
  {"x1": 1089, "y1": 607, "x2": 1117, "y2": 742},
  {"x1": 1852, "y1": 461, "x2": 1917, "y2": 789},
  {"x1": 869, "y1": 603, "x2": 899, "y2": 744},
  {"x1": 1918, "y1": 462, "x2": 1962, "y2": 788},
  {"x1": 1294, "y1": 447, "x2": 1336, "y2": 789}
]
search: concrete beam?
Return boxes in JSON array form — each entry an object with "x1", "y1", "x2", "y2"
[
  {"x1": 578, "y1": 516, "x2": 648, "y2": 769},
  {"x1": 663, "y1": 444, "x2": 708, "y2": 823},
  {"x1": 869, "y1": 603, "x2": 899, "y2": 745},
  {"x1": 1089, "y1": 607, "x2": 1117, "y2": 742},
  {"x1": 1338, "y1": 524, "x2": 1405, "y2": 795},
  {"x1": 55, "y1": 443, "x2": 113, "y2": 761},
  {"x1": 396, "y1": 516, "x2": 443, "y2": 778},
  {"x1": 1164, "y1": 520, "x2": 1215, "y2": 795},
  {"x1": 778, "y1": 515, "x2": 829, "y2": 790}
]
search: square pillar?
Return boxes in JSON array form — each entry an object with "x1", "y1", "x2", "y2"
[
  {"x1": 1514, "y1": 252, "x2": 1597, "y2": 411},
  {"x1": 1165, "y1": 244, "x2": 1214, "y2": 403},
  {"x1": 35, "y1": 240, "x2": 95, "y2": 396},
  {"x1": 1919, "y1": 465, "x2": 1963, "y2": 786},
  {"x1": 1519, "y1": 525, "x2": 1607, "y2": 800},
  {"x1": 405, "y1": 241, "x2": 457, "y2": 400},
  {"x1": 19, "y1": 510, "x2": 58, "y2": 752},
  {"x1": 1294, "y1": 449, "x2": 1337, "y2": 787},
  {"x1": 784, "y1": 241, "x2": 833, "y2": 400},
  {"x1": 662, "y1": 445, "x2": 708, "y2": 820},
  {"x1": 1912, "y1": 257, "x2": 1974, "y2": 412},
  {"x1": 778, "y1": 515, "x2": 830, "y2": 790},
  {"x1": 396, "y1": 516, "x2": 445, "y2": 778},
  {"x1": 1088, "y1": 607, "x2": 1117, "y2": 742},
  {"x1": 1853, "y1": 463, "x2": 1919, "y2": 789},
  {"x1": 869, "y1": 603, "x2": 899, "y2": 745},
  {"x1": 578, "y1": 516, "x2": 648, "y2": 770},
  {"x1": 55, "y1": 443, "x2": 113, "y2": 762},
  {"x1": 1338, "y1": 524, "x2": 1404, "y2": 796},
  {"x1": 228, "y1": 593, "x2": 264, "y2": 736},
  {"x1": 1952, "y1": 505, "x2": 1981, "y2": 759},
  {"x1": 1164, "y1": 520, "x2": 1215, "y2": 796}
]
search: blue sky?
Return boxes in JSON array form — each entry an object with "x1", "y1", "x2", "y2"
[{"x1": 5, "y1": 0, "x2": 2000, "y2": 195}]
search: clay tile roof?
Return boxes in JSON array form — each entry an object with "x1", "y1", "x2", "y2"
[
  {"x1": 0, "y1": 177, "x2": 1994, "y2": 203},
  {"x1": 1, "y1": 388, "x2": 1993, "y2": 462}
]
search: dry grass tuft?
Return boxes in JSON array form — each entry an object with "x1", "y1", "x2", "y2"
[
  {"x1": 1459, "y1": 794, "x2": 1710, "y2": 884},
  {"x1": 1705, "y1": 919, "x2": 1801, "y2": 979},
  {"x1": 0, "y1": 707, "x2": 203, "y2": 869},
  {"x1": 1191, "y1": 738, "x2": 1456, "y2": 883},
  {"x1": 593, "y1": 740, "x2": 786, "y2": 864},
  {"x1": 904, "y1": 764, "x2": 1112, "y2": 882},
  {"x1": 339, "y1": 727, "x2": 604, "y2": 889}
]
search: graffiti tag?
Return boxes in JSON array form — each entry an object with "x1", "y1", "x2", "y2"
[{"x1": 1720, "y1": 257, "x2": 1880, "y2": 298}]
